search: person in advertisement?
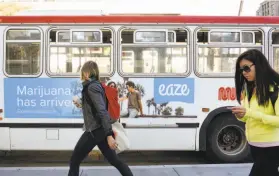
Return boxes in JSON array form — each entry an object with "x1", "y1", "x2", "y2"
[
  {"x1": 230, "y1": 49, "x2": 279, "y2": 176},
  {"x1": 107, "y1": 81, "x2": 117, "y2": 89},
  {"x1": 119, "y1": 81, "x2": 143, "y2": 118},
  {"x1": 69, "y1": 61, "x2": 133, "y2": 176}
]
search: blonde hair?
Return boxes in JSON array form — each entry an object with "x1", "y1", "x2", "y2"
[{"x1": 80, "y1": 61, "x2": 100, "y2": 81}]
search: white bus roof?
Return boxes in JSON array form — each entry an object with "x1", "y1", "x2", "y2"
[
  {"x1": 12, "y1": 0, "x2": 187, "y2": 16},
  {"x1": 15, "y1": 9, "x2": 105, "y2": 16}
]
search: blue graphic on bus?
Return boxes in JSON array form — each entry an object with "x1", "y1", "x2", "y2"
[
  {"x1": 154, "y1": 78, "x2": 194, "y2": 104},
  {"x1": 4, "y1": 78, "x2": 83, "y2": 118}
]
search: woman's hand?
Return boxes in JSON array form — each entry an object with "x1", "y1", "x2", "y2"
[
  {"x1": 229, "y1": 106, "x2": 246, "y2": 119},
  {"x1": 73, "y1": 100, "x2": 82, "y2": 108},
  {"x1": 107, "y1": 136, "x2": 118, "y2": 150}
]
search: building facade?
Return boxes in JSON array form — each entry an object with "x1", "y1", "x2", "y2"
[{"x1": 256, "y1": 0, "x2": 279, "y2": 16}]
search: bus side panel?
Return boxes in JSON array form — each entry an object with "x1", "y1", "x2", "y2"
[
  {"x1": 9, "y1": 128, "x2": 196, "y2": 151},
  {"x1": 127, "y1": 128, "x2": 196, "y2": 150},
  {"x1": 3, "y1": 75, "x2": 198, "y2": 151},
  {"x1": 0, "y1": 25, "x2": 10, "y2": 151},
  {"x1": 0, "y1": 128, "x2": 11, "y2": 150},
  {"x1": 10, "y1": 128, "x2": 82, "y2": 150}
]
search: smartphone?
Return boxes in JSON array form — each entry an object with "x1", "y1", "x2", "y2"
[{"x1": 73, "y1": 96, "x2": 81, "y2": 104}]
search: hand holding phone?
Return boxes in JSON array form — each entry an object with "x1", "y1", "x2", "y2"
[
  {"x1": 73, "y1": 96, "x2": 80, "y2": 102},
  {"x1": 227, "y1": 106, "x2": 246, "y2": 119},
  {"x1": 73, "y1": 96, "x2": 82, "y2": 108}
]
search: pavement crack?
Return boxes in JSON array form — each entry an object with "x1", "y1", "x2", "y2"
[{"x1": 172, "y1": 168, "x2": 180, "y2": 176}]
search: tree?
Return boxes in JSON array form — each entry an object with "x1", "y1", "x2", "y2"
[
  {"x1": 146, "y1": 99, "x2": 152, "y2": 115},
  {"x1": 0, "y1": 3, "x2": 31, "y2": 16},
  {"x1": 135, "y1": 83, "x2": 145, "y2": 97},
  {"x1": 157, "y1": 102, "x2": 168, "y2": 115},
  {"x1": 175, "y1": 107, "x2": 184, "y2": 116},
  {"x1": 117, "y1": 80, "x2": 128, "y2": 111},
  {"x1": 148, "y1": 98, "x2": 169, "y2": 116},
  {"x1": 162, "y1": 106, "x2": 172, "y2": 116},
  {"x1": 150, "y1": 98, "x2": 157, "y2": 115}
]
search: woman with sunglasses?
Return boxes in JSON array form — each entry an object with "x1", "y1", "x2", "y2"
[{"x1": 231, "y1": 49, "x2": 279, "y2": 176}]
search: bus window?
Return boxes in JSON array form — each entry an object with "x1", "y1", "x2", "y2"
[
  {"x1": 198, "y1": 30, "x2": 261, "y2": 45},
  {"x1": 242, "y1": 32, "x2": 254, "y2": 43},
  {"x1": 48, "y1": 28, "x2": 112, "y2": 76},
  {"x1": 196, "y1": 28, "x2": 263, "y2": 77},
  {"x1": 210, "y1": 31, "x2": 240, "y2": 43},
  {"x1": 272, "y1": 30, "x2": 279, "y2": 72},
  {"x1": 120, "y1": 27, "x2": 188, "y2": 76},
  {"x1": 122, "y1": 51, "x2": 135, "y2": 73},
  {"x1": 71, "y1": 30, "x2": 102, "y2": 43},
  {"x1": 5, "y1": 28, "x2": 42, "y2": 76},
  {"x1": 274, "y1": 48, "x2": 279, "y2": 72},
  {"x1": 134, "y1": 30, "x2": 167, "y2": 43},
  {"x1": 57, "y1": 31, "x2": 70, "y2": 43},
  {"x1": 168, "y1": 31, "x2": 176, "y2": 43}
]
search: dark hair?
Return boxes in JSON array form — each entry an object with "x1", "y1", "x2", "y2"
[
  {"x1": 126, "y1": 81, "x2": 135, "y2": 88},
  {"x1": 107, "y1": 81, "x2": 116, "y2": 87},
  {"x1": 80, "y1": 61, "x2": 100, "y2": 81},
  {"x1": 235, "y1": 49, "x2": 279, "y2": 106}
]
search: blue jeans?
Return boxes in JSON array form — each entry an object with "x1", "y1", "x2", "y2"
[{"x1": 120, "y1": 108, "x2": 138, "y2": 118}]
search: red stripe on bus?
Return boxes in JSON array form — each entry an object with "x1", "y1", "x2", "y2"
[{"x1": 0, "y1": 15, "x2": 277, "y2": 24}]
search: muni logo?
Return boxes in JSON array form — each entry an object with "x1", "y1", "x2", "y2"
[
  {"x1": 218, "y1": 87, "x2": 236, "y2": 101},
  {"x1": 154, "y1": 78, "x2": 194, "y2": 104}
]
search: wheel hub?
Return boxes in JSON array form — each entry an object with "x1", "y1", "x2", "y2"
[
  {"x1": 224, "y1": 134, "x2": 232, "y2": 143},
  {"x1": 217, "y1": 126, "x2": 246, "y2": 156}
]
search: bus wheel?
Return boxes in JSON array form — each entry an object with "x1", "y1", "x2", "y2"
[{"x1": 206, "y1": 113, "x2": 250, "y2": 163}]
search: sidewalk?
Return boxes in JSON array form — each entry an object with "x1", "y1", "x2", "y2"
[{"x1": 0, "y1": 163, "x2": 253, "y2": 176}]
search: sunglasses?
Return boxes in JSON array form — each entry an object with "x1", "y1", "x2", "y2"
[{"x1": 240, "y1": 64, "x2": 254, "y2": 73}]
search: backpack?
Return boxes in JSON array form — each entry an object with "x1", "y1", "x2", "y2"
[
  {"x1": 101, "y1": 83, "x2": 120, "y2": 120},
  {"x1": 84, "y1": 81, "x2": 120, "y2": 120}
]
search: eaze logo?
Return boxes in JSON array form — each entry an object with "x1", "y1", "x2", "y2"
[
  {"x1": 154, "y1": 78, "x2": 194, "y2": 104},
  {"x1": 158, "y1": 84, "x2": 190, "y2": 96}
]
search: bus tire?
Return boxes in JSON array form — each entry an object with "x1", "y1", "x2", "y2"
[{"x1": 206, "y1": 113, "x2": 250, "y2": 163}]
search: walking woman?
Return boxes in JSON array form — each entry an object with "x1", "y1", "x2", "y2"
[
  {"x1": 68, "y1": 61, "x2": 133, "y2": 176},
  {"x1": 231, "y1": 49, "x2": 279, "y2": 176}
]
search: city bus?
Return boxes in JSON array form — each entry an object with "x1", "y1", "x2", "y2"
[{"x1": 0, "y1": 15, "x2": 279, "y2": 163}]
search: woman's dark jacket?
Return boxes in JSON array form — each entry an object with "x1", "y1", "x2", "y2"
[{"x1": 81, "y1": 77, "x2": 114, "y2": 136}]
